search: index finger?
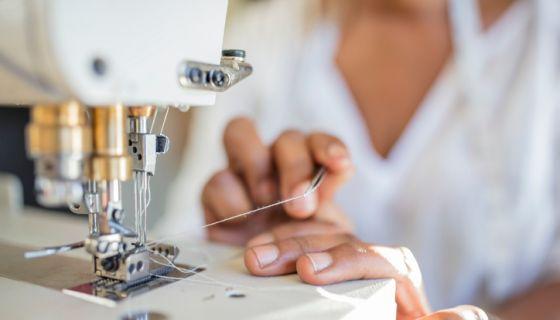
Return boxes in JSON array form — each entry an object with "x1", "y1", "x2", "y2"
[{"x1": 223, "y1": 117, "x2": 277, "y2": 206}]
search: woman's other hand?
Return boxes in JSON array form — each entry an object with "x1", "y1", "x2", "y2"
[
  {"x1": 245, "y1": 221, "x2": 488, "y2": 320},
  {"x1": 201, "y1": 117, "x2": 354, "y2": 245}
]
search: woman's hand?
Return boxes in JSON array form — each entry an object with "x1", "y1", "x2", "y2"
[
  {"x1": 244, "y1": 221, "x2": 488, "y2": 320},
  {"x1": 201, "y1": 117, "x2": 355, "y2": 245}
]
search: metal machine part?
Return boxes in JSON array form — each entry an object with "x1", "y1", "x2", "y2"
[
  {"x1": 93, "y1": 243, "x2": 179, "y2": 282},
  {"x1": 90, "y1": 105, "x2": 132, "y2": 183},
  {"x1": 23, "y1": 102, "x2": 210, "y2": 287},
  {"x1": 128, "y1": 106, "x2": 170, "y2": 176},
  {"x1": 64, "y1": 260, "x2": 202, "y2": 306},
  {"x1": 178, "y1": 50, "x2": 253, "y2": 92},
  {"x1": 22, "y1": 102, "x2": 186, "y2": 287},
  {"x1": 23, "y1": 240, "x2": 86, "y2": 259},
  {"x1": 25, "y1": 101, "x2": 91, "y2": 206},
  {"x1": 128, "y1": 106, "x2": 171, "y2": 245},
  {"x1": 94, "y1": 248, "x2": 150, "y2": 282}
]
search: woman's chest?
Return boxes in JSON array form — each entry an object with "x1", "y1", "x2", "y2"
[{"x1": 336, "y1": 16, "x2": 451, "y2": 158}]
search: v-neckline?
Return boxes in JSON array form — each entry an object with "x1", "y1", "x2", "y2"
[
  {"x1": 303, "y1": 0, "x2": 526, "y2": 184},
  {"x1": 327, "y1": 23, "x2": 457, "y2": 176},
  {"x1": 296, "y1": 23, "x2": 459, "y2": 188}
]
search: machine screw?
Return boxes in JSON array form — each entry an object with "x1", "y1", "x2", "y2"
[
  {"x1": 188, "y1": 67, "x2": 203, "y2": 84},
  {"x1": 101, "y1": 256, "x2": 119, "y2": 272},
  {"x1": 112, "y1": 208, "x2": 123, "y2": 222},
  {"x1": 210, "y1": 70, "x2": 227, "y2": 88}
]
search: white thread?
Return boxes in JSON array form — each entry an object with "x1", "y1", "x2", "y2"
[
  {"x1": 132, "y1": 106, "x2": 169, "y2": 244},
  {"x1": 142, "y1": 173, "x2": 151, "y2": 244},
  {"x1": 137, "y1": 172, "x2": 143, "y2": 243},
  {"x1": 146, "y1": 167, "x2": 326, "y2": 247},
  {"x1": 148, "y1": 249, "x2": 316, "y2": 293},
  {"x1": 133, "y1": 172, "x2": 139, "y2": 237},
  {"x1": 138, "y1": 152, "x2": 326, "y2": 291},
  {"x1": 148, "y1": 249, "x2": 226, "y2": 286},
  {"x1": 144, "y1": 169, "x2": 327, "y2": 291},
  {"x1": 160, "y1": 107, "x2": 170, "y2": 135},
  {"x1": 203, "y1": 191, "x2": 313, "y2": 228},
  {"x1": 149, "y1": 249, "x2": 252, "y2": 288},
  {"x1": 149, "y1": 107, "x2": 158, "y2": 134},
  {"x1": 134, "y1": 171, "x2": 151, "y2": 244}
]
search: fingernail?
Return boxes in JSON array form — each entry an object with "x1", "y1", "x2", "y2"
[
  {"x1": 287, "y1": 181, "x2": 317, "y2": 213},
  {"x1": 251, "y1": 244, "x2": 279, "y2": 268},
  {"x1": 306, "y1": 252, "x2": 333, "y2": 273},
  {"x1": 327, "y1": 143, "x2": 347, "y2": 159},
  {"x1": 247, "y1": 232, "x2": 275, "y2": 247}
]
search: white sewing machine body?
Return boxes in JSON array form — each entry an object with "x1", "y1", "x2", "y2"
[
  {"x1": 0, "y1": 0, "x2": 228, "y2": 107},
  {"x1": 0, "y1": 1, "x2": 396, "y2": 318}
]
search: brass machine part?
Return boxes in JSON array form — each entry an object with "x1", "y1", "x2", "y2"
[
  {"x1": 128, "y1": 105, "x2": 156, "y2": 118},
  {"x1": 89, "y1": 104, "x2": 132, "y2": 182},
  {"x1": 26, "y1": 101, "x2": 92, "y2": 176}
]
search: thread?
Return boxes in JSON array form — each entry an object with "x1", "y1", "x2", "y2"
[
  {"x1": 132, "y1": 106, "x2": 166, "y2": 244},
  {"x1": 135, "y1": 136, "x2": 327, "y2": 291},
  {"x1": 145, "y1": 167, "x2": 326, "y2": 290},
  {"x1": 148, "y1": 249, "x2": 317, "y2": 294},
  {"x1": 160, "y1": 107, "x2": 170, "y2": 135},
  {"x1": 149, "y1": 108, "x2": 158, "y2": 134},
  {"x1": 146, "y1": 167, "x2": 326, "y2": 247}
]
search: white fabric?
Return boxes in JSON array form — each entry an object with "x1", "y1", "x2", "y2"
[{"x1": 159, "y1": 0, "x2": 560, "y2": 310}]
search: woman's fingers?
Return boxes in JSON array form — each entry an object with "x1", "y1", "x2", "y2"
[
  {"x1": 202, "y1": 169, "x2": 252, "y2": 224},
  {"x1": 297, "y1": 244, "x2": 429, "y2": 318},
  {"x1": 418, "y1": 305, "x2": 488, "y2": 320},
  {"x1": 272, "y1": 130, "x2": 316, "y2": 218},
  {"x1": 307, "y1": 132, "x2": 352, "y2": 172},
  {"x1": 244, "y1": 233, "x2": 354, "y2": 276},
  {"x1": 223, "y1": 117, "x2": 277, "y2": 206},
  {"x1": 247, "y1": 221, "x2": 348, "y2": 247},
  {"x1": 245, "y1": 233, "x2": 430, "y2": 318},
  {"x1": 205, "y1": 217, "x2": 251, "y2": 245},
  {"x1": 307, "y1": 133, "x2": 354, "y2": 200},
  {"x1": 223, "y1": 120, "x2": 353, "y2": 220},
  {"x1": 272, "y1": 131, "x2": 354, "y2": 219}
]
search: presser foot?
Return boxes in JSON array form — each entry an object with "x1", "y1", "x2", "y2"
[
  {"x1": 66, "y1": 243, "x2": 204, "y2": 306},
  {"x1": 63, "y1": 262, "x2": 204, "y2": 306},
  {"x1": 93, "y1": 242, "x2": 180, "y2": 282}
]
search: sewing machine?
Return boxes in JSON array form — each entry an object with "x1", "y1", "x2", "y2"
[{"x1": 0, "y1": 1, "x2": 396, "y2": 319}]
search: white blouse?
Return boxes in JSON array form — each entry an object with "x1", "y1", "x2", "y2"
[{"x1": 161, "y1": 0, "x2": 560, "y2": 310}]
